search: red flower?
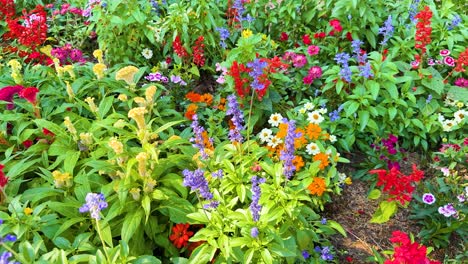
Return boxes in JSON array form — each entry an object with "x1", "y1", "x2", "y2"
[
  {"x1": 455, "y1": 47, "x2": 468, "y2": 72},
  {"x1": 345, "y1": 256, "x2": 354, "y2": 262},
  {"x1": 0, "y1": 164, "x2": 8, "y2": 188},
  {"x1": 192, "y1": 36, "x2": 205, "y2": 67},
  {"x1": 414, "y1": 6, "x2": 432, "y2": 56},
  {"x1": 42, "y1": 128, "x2": 55, "y2": 137},
  {"x1": 302, "y1": 34, "x2": 311, "y2": 45},
  {"x1": 314, "y1": 32, "x2": 326, "y2": 39},
  {"x1": 173, "y1": 35, "x2": 188, "y2": 58},
  {"x1": 0, "y1": 0, "x2": 15, "y2": 20},
  {"x1": 0, "y1": 85, "x2": 24, "y2": 110},
  {"x1": 22, "y1": 139, "x2": 33, "y2": 148},
  {"x1": 4, "y1": 5, "x2": 48, "y2": 49},
  {"x1": 280, "y1": 32, "x2": 289, "y2": 41},
  {"x1": 385, "y1": 231, "x2": 440, "y2": 264},
  {"x1": 328, "y1": 19, "x2": 343, "y2": 36},
  {"x1": 346, "y1": 32, "x2": 353, "y2": 41},
  {"x1": 19, "y1": 87, "x2": 39, "y2": 104},
  {"x1": 169, "y1": 223, "x2": 194, "y2": 249}
]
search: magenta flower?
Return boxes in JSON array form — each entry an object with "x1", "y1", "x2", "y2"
[
  {"x1": 292, "y1": 54, "x2": 307, "y2": 68},
  {"x1": 307, "y1": 45, "x2": 320, "y2": 56},
  {"x1": 19, "y1": 87, "x2": 39, "y2": 104},
  {"x1": 454, "y1": 77, "x2": 468, "y2": 87},
  {"x1": 422, "y1": 193, "x2": 435, "y2": 205},
  {"x1": 439, "y1": 49, "x2": 450, "y2": 56},
  {"x1": 0, "y1": 85, "x2": 24, "y2": 110},
  {"x1": 438, "y1": 203, "x2": 457, "y2": 217},
  {"x1": 443, "y1": 56, "x2": 455, "y2": 67},
  {"x1": 308, "y1": 66, "x2": 323, "y2": 79}
]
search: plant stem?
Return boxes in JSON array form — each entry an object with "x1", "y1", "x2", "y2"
[{"x1": 95, "y1": 219, "x2": 112, "y2": 263}]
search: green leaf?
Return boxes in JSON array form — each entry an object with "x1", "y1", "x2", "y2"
[
  {"x1": 368, "y1": 189, "x2": 381, "y2": 200},
  {"x1": 121, "y1": 210, "x2": 144, "y2": 243},
  {"x1": 388, "y1": 107, "x2": 397, "y2": 120},
  {"x1": 98, "y1": 96, "x2": 114, "y2": 118},
  {"x1": 328, "y1": 220, "x2": 347, "y2": 237},
  {"x1": 188, "y1": 244, "x2": 216, "y2": 264},
  {"x1": 134, "y1": 256, "x2": 162, "y2": 264},
  {"x1": 153, "y1": 120, "x2": 184, "y2": 135},
  {"x1": 358, "y1": 111, "x2": 369, "y2": 131},
  {"x1": 370, "y1": 200, "x2": 398, "y2": 223},
  {"x1": 345, "y1": 101, "x2": 359, "y2": 117}
]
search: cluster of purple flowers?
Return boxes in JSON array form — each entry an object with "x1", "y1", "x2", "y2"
[
  {"x1": 226, "y1": 95, "x2": 245, "y2": 143},
  {"x1": 280, "y1": 119, "x2": 300, "y2": 179},
  {"x1": 334, "y1": 52, "x2": 352, "y2": 82},
  {"x1": 408, "y1": 0, "x2": 421, "y2": 24},
  {"x1": 314, "y1": 246, "x2": 334, "y2": 261},
  {"x1": 183, "y1": 169, "x2": 218, "y2": 209},
  {"x1": 351, "y1": 39, "x2": 374, "y2": 78},
  {"x1": 379, "y1": 15, "x2": 394, "y2": 46},
  {"x1": 232, "y1": 0, "x2": 254, "y2": 22},
  {"x1": 447, "y1": 15, "x2": 461, "y2": 30},
  {"x1": 145, "y1": 72, "x2": 169, "y2": 83},
  {"x1": 216, "y1": 27, "x2": 230, "y2": 49},
  {"x1": 438, "y1": 203, "x2": 457, "y2": 218},
  {"x1": 250, "y1": 176, "x2": 265, "y2": 222},
  {"x1": 170, "y1": 75, "x2": 187, "y2": 86},
  {"x1": 0, "y1": 252, "x2": 19, "y2": 264},
  {"x1": 79, "y1": 193, "x2": 108, "y2": 220},
  {"x1": 371, "y1": 134, "x2": 407, "y2": 170},
  {"x1": 190, "y1": 115, "x2": 212, "y2": 160},
  {"x1": 329, "y1": 104, "x2": 344, "y2": 122},
  {"x1": 211, "y1": 169, "x2": 223, "y2": 179},
  {"x1": 246, "y1": 59, "x2": 268, "y2": 91},
  {"x1": 51, "y1": 44, "x2": 86, "y2": 65}
]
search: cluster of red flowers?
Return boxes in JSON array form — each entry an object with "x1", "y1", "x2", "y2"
[
  {"x1": 0, "y1": 164, "x2": 8, "y2": 188},
  {"x1": 0, "y1": 0, "x2": 15, "y2": 20},
  {"x1": 172, "y1": 35, "x2": 188, "y2": 58},
  {"x1": 192, "y1": 36, "x2": 205, "y2": 67},
  {"x1": 369, "y1": 164, "x2": 424, "y2": 205},
  {"x1": 228, "y1": 57, "x2": 288, "y2": 100},
  {"x1": 169, "y1": 223, "x2": 193, "y2": 249},
  {"x1": 328, "y1": 19, "x2": 343, "y2": 36},
  {"x1": 414, "y1": 6, "x2": 432, "y2": 58},
  {"x1": 280, "y1": 32, "x2": 288, "y2": 42},
  {"x1": 455, "y1": 47, "x2": 468, "y2": 72},
  {"x1": 384, "y1": 231, "x2": 440, "y2": 264},
  {"x1": 314, "y1": 32, "x2": 326, "y2": 39},
  {"x1": 0, "y1": 85, "x2": 40, "y2": 109},
  {"x1": 4, "y1": 5, "x2": 48, "y2": 50}
]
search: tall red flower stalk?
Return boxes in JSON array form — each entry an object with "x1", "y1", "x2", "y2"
[
  {"x1": 455, "y1": 47, "x2": 468, "y2": 72},
  {"x1": 414, "y1": 6, "x2": 432, "y2": 63},
  {"x1": 192, "y1": 36, "x2": 205, "y2": 67},
  {"x1": 18, "y1": 86, "x2": 41, "y2": 118},
  {"x1": 384, "y1": 231, "x2": 440, "y2": 264},
  {"x1": 369, "y1": 165, "x2": 424, "y2": 205},
  {"x1": 173, "y1": 35, "x2": 188, "y2": 58},
  {"x1": 229, "y1": 61, "x2": 251, "y2": 98}
]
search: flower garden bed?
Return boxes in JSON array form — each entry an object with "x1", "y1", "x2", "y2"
[{"x1": 0, "y1": 0, "x2": 467, "y2": 263}]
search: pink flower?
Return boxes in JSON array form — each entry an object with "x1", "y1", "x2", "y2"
[
  {"x1": 19, "y1": 87, "x2": 39, "y2": 104},
  {"x1": 427, "y1": 58, "x2": 435, "y2": 66},
  {"x1": 303, "y1": 75, "x2": 314, "y2": 84},
  {"x1": 454, "y1": 78, "x2": 468, "y2": 87},
  {"x1": 307, "y1": 45, "x2": 320, "y2": 56},
  {"x1": 329, "y1": 19, "x2": 343, "y2": 32},
  {"x1": 439, "y1": 49, "x2": 450, "y2": 56},
  {"x1": 411, "y1": 60, "x2": 420, "y2": 69},
  {"x1": 292, "y1": 54, "x2": 307, "y2": 68},
  {"x1": 308, "y1": 66, "x2": 323, "y2": 79},
  {"x1": 443, "y1": 56, "x2": 455, "y2": 66},
  {"x1": 0, "y1": 85, "x2": 24, "y2": 110}
]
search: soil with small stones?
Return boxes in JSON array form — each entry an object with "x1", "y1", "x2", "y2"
[{"x1": 323, "y1": 152, "x2": 462, "y2": 263}]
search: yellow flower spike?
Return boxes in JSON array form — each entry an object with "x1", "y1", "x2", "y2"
[
  {"x1": 8, "y1": 59, "x2": 23, "y2": 84},
  {"x1": 118, "y1": 94, "x2": 128, "y2": 102},
  {"x1": 52, "y1": 170, "x2": 73, "y2": 188},
  {"x1": 65, "y1": 81, "x2": 75, "y2": 100},
  {"x1": 40, "y1": 45, "x2": 53, "y2": 57},
  {"x1": 93, "y1": 63, "x2": 107, "y2": 79},
  {"x1": 135, "y1": 152, "x2": 148, "y2": 177},
  {"x1": 93, "y1": 49, "x2": 104, "y2": 64},
  {"x1": 63, "y1": 116, "x2": 77, "y2": 136},
  {"x1": 108, "y1": 137, "x2": 124, "y2": 154},
  {"x1": 128, "y1": 107, "x2": 148, "y2": 131},
  {"x1": 130, "y1": 188, "x2": 141, "y2": 201},
  {"x1": 115, "y1": 66, "x2": 139, "y2": 86},
  {"x1": 144, "y1": 178, "x2": 157, "y2": 193},
  {"x1": 242, "y1": 29, "x2": 253, "y2": 38},
  {"x1": 79, "y1": 132, "x2": 93, "y2": 146},
  {"x1": 134, "y1": 97, "x2": 147, "y2": 107},
  {"x1": 145, "y1": 85, "x2": 157, "y2": 103},
  {"x1": 84, "y1": 97, "x2": 98, "y2": 113},
  {"x1": 24, "y1": 207, "x2": 33, "y2": 215},
  {"x1": 63, "y1": 65, "x2": 75, "y2": 79}
]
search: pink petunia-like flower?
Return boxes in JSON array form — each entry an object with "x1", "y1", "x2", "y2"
[
  {"x1": 0, "y1": 85, "x2": 24, "y2": 110},
  {"x1": 308, "y1": 66, "x2": 323, "y2": 79},
  {"x1": 439, "y1": 49, "x2": 450, "y2": 56},
  {"x1": 19, "y1": 87, "x2": 39, "y2": 104},
  {"x1": 292, "y1": 54, "x2": 307, "y2": 68},
  {"x1": 427, "y1": 58, "x2": 435, "y2": 66},
  {"x1": 307, "y1": 45, "x2": 320, "y2": 56},
  {"x1": 422, "y1": 193, "x2": 436, "y2": 205},
  {"x1": 443, "y1": 56, "x2": 455, "y2": 66},
  {"x1": 411, "y1": 60, "x2": 420, "y2": 68},
  {"x1": 303, "y1": 75, "x2": 314, "y2": 84},
  {"x1": 438, "y1": 203, "x2": 457, "y2": 217}
]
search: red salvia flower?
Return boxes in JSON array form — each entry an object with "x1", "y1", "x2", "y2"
[
  {"x1": 19, "y1": 87, "x2": 39, "y2": 104},
  {"x1": 192, "y1": 36, "x2": 205, "y2": 67},
  {"x1": 0, "y1": 85, "x2": 24, "y2": 110},
  {"x1": 0, "y1": 164, "x2": 8, "y2": 188},
  {"x1": 173, "y1": 35, "x2": 188, "y2": 58},
  {"x1": 42, "y1": 128, "x2": 55, "y2": 137},
  {"x1": 4, "y1": 5, "x2": 48, "y2": 50},
  {"x1": 414, "y1": 6, "x2": 432, "y2": 57},
  {"x1": 169, "y1": 223, "x2": 194, "y2": 249},
  {"x1": 22, "y1": 139, "x2": 33, "y2": 148},
  {"x1": 0, "y1": 0, "x2": 15, "y2": 20},
  {"x1": 228, "y1": 60, "x2": 251, "y2": 98},
  {"x1": 455, "y1": 47, "x2": 468, "y2": 72}
]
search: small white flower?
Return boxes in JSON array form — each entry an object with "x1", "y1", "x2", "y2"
[
  {"x1": 258, "y1": 128, "x2": 273, "y2": 143},
  {"x1": 319, "y1": 107, "x2": 328, "y2": 114},
  {"x1": 338, "y1": 172, "x2": 347, "y2": 182},
  {"x1": 437, "y1": 113, "x2": 445, "y2": 123},
  {"x1": 142, "y1": 48, "x2": 153, "y2": 59},
  {"x1": 306, "y1": 142, "x2": 320, "y2": 155},
  {"x1": 307, "y1": 110, "x2": 324, "y2": 124},
  {"x1": 268, "y1": 113, "x2": 283, "y2": 127},
  {"x1": 304, "y1": 102, "x2": 315, "y2": 111},
  {"x1": 267, "y1": 136, "x2": 282, "y2": 148},
  {"x1": 329, "y1": 135, "x2": 337, "y2": 142},
  {"x1": 442, "y1": 120, "x2": 455, "y2": 132},
  {"x1": 440, "y1": 167, "x2": 450, "y2": 177},
  {"x1": 453, "y1": 109, "x2": 467, "y2": 123}
]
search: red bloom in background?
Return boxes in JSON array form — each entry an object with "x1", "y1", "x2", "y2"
[
  {"x1": 455, "y1": 47, "x2": 468, "y2": 72},
  {"x1": 173, "y1": 35, "x2": 188, "y2": 58},
  {"x1": 42, "y1": 128, "x2": 55, "y2": 137},
  {"x1": 0, "y1": 0, "x2": 15, "y2": 20},
  {"x1": 192, "y1": 36, "x2": 205, "y2": 67},
  {"x1": 314, "y1": 32, "x2": 326, "y2": 39},
  {"x1": 414, "y1": 6, "x2": 432, "y2": 56},
  {"x1": 0, "y1": 164, "x2": 8, "y2": 188},
  {"x1": 328, "y1": 19, "x2": 343, "y2": 35},
  {"x1": 302, "y1": 34, "x2": 311, "y2": 45},
  {"x1": 19, "y1": 87, "x2": 39, "y2": 104},
  {"x1": 4, "y1": 5, "x2": 48, "y2": 50},
  {"x1": 169, "y1": 223, "x2": 194, "y2": 249},
  {"x1": 385, "y1": 231, "x2": 440, "y2": 264},
  {"x1": 280, "y1": 32, "x2": 289, "y2": 41},
  {"x1": 0, "y1": 85, "x2": 24, "y2": 110},
  {"x1": 22, "y1": 139, "x2": 33, "y2": 148},
  {"x1": 346, "y1": 32, "x2": 353, "y2": 41}
]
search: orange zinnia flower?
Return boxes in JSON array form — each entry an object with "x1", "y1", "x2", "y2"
[
  {"x1": 276, "y1": 123, "x2": 288, "y2": 138},
  {"x1": 185, "y1": 104, "x2": 198, "y2": 120},
  {"x1": 218, "y1": 97, "x2": 226, "y2": 111},
  {"x1": 294, "y1": 128, "x2": 307, "y2": 149},
  {"x1": 186, "y1": 91, "x2": 201, "y2": 102},
  {"x1": 306, "y1": 123, "x2": 321, "y2": 140},
  {"x1": 313, "y1": 152, "x2": 330, "y2": 170},
  {"x1": 293, "y1": 155, "x2": 305, "y2": 171},
  {"x1": 202, "y1": 131, "x2": 214, "y2": 150},
  {"x1": 200, "y1": 93, "x2": 213, "y2": 105},
  {"x1": 308, "y1": 177, "x2": 326, "y2": 196},
  {"x1": 169, "y1": 223, "x2": 194, "y2": 248}
]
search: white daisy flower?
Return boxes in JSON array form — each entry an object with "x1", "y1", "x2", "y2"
[
  {"x1": 142, "y1": 48, "x2": 153, "y2": 59},
  {"x1": 304, "y1": 102, "x2": 315, "y2": 111},
  {"x1": 268, "y1": 113, "x2": 283, "y2": 127},
  {"x1": 319, "y1": 107, "x2": 328, "y2": 114},
  {"x1": 267, "y1": 136, "x2": 282, "y2": 148},
  {"x1": 258, "y1": 128, "x2": 273, "y2": 143},
  {"x1": 442, "y1": 119, "x2": 455, "y2": 132},
  {"x1": 306, "y1": 142, "x2": 320, "y2": 155},
  {"x1": 453, "y1": 109, "x2": 467, "y2": 123},
  {"x1": 307, "y1": 110, "x2": 324, "y2": 124},
  {"x1": 329, "y1": 135, "x2": 337, "y2": 142}
]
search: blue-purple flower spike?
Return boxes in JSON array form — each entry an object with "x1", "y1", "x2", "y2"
[
  {"x1": 79, "y1": 193, "x2": 108, "y2": 220},
  {"x1": 183, "y1": 169, "x2": 218, "y2": 209},
  {"x1": 280, "y1": 118, "x2": 299, "y2": 179},
  {"x1": 226, "y1": 95, "x2": 245, "y2": 143},
  {"x1": 250, "y1": 176, "x2": 265, "y2": 222},
  {"x1": 190, "y1": 114, "x2": 211, "y2": 160}
]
